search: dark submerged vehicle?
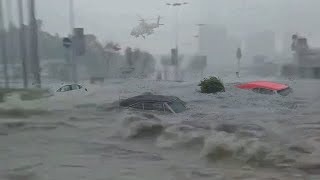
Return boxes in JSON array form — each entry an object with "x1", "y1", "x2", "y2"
[{"x1": 119, "y1": 93, "x2": 187, "y2": 113}]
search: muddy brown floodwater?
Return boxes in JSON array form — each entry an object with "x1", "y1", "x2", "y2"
[{"x1": 1, "y1": 78, "x2": 320, "y2": 180}]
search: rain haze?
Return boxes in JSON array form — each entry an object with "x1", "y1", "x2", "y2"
[
  {"x1": 35, "y1": 0, "x2": 320, "y2": 52},
  {"x1": 1, "y1": 0, "x2": 320, "y2": 180}
]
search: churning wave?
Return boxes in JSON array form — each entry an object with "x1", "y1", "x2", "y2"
[
  {"x1": 116, "y1": 109, "x2": 306, "y2": 168},
  {"x1": 0, "y1": 93, "x2": 49, "y2": 118},
  {"x1": 200, "y1": 131, "x2": 298, "y2": 167},
  {"x1": 119, "y1": 113, "x2": 164, "y2": 139}
]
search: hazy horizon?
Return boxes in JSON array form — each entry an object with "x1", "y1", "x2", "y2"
[{"x1": 3, "y1": 0, "x2": 320, "y2": 54}]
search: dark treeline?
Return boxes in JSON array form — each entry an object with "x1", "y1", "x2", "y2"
[
  {"x1": 2, "y1": 20, "x2": 64, "y2": 63},
  {"x1": 0, "y1": 20, "x2": 156, "y2": 80},
  {"x1": 78, "y1": 35, "x2": 156, "y2": 79}
]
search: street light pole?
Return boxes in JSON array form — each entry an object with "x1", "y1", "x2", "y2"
[
  {"x1": 175, "y1": 7, "x2": 179, "y2": 50},
  {"x1": 166, "y1": 2, "x2": 188, "y2": 81},
  {"x1": 195, "y1": 23, "x2": 206, "y2": 54},
  {"x1": 174, "y1": 7, "x2": 179, "y2": 80},
  {"x1": 69, "y1": 0, "x2": 75, "y2": 34},
  {"x1": 6, "y1": 0, "x2": 14, "y2": 66},
  {"x1": 69, "y1": 0, "x2": 78, "y2": 83},
  {"x1": 0, "y1": 0, "x2": 9, "y2": 88},
  {"x1": 18, "y1": 0, "x2": 28, "y2": 88},
  {"x1": 6, "y1": 0, "x2": 14, "y2": 87},
  {"x1": 29, "y1": 0, "x2": 41, "y2": 88},
  {"x1": 166, "y1": 2, "x2": 188, "y2": 49}
]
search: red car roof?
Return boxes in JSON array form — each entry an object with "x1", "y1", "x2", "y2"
[{"x1": 235, "y1": 81, "x2": 289, "y2": 91}]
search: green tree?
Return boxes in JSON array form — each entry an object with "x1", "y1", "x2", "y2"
[{"x1": 198, "y1": 76, "x2": 225, "y2": 94}]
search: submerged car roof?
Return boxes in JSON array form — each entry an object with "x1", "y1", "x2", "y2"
[
  {"x1": 60, "y1": 83, "x2": 82, "y2": 87},
  {"x1": 120, "y1": 94, "x2": 183, "y2": 107},
  {"x1": 235, "y1": 81, "x2": 289, "y2": 91}
]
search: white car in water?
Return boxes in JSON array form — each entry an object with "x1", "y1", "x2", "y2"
[{"x1": 55, "y1": 84, "x2": 88, "y2": 95}]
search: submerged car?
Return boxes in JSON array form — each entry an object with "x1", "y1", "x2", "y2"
[
  {"x1": 235, "y1": 81, "x2": 293, "y2": 96},
  {"x1": 56, "y1": 84, "x2": 88, "y2": 93},
  {"x1": 119, "y1": 93, "x2": 187, "y2": 113}
]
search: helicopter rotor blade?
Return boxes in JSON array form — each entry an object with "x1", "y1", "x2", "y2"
[
  {"x1": 136, "y1": 14, "x2": 144, "y2": 21},
  {"x1": 148, "y1": 16, "x2": 163, "y2": 21}
]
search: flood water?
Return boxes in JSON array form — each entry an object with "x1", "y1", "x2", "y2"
[{"x1": 1, "y1": 76, "x2": 320, "y2": 180}]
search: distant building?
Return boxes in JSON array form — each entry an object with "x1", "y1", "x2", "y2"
[
  {"x1": 281, "y1": 32, "x2": 295, "y2": 55},
  {"x1": 198, "y1": 25, "x2": 241, "y2": 69}
]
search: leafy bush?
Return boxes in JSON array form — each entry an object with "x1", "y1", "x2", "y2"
[{"x1": 198, "y1": 76, "x2": 225, "y2": 94}]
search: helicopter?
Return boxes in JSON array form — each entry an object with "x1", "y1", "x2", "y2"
[
  {"x1": 166, "y1": 2, "x2": 188, "y2": 6},
  {"x1": 130, "y1": 15, "x2": 164, "y2": 39}
]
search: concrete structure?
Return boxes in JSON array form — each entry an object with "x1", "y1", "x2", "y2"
[{"x1": 281, "y1": 35, "x2": 320, "y2": 79}]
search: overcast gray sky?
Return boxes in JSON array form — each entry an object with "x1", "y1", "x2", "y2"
[{"x1": 5, "y1": 0, "x2": 320, "y2": 54}]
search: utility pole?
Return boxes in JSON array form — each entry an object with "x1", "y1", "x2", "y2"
[
  {"x1": 18, "y1": 0, "x2": 28, "y2": 88},
  {"x1": 29, "y1": 0, "x2": 41, "y2": 88},
  {"x1": 0, "y1": 0, "x2": 9, "y2": 88},
  {"x1": 6, "y1": 0, "x2": 14, "y2": 65}
]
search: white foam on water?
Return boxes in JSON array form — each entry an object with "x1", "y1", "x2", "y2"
[
  {"x1": 201, "y1": 131, "x2": 304, "y2": 169},
  {"x1": 156, "y1": 124, "x2": 207, "y2": 148}
]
